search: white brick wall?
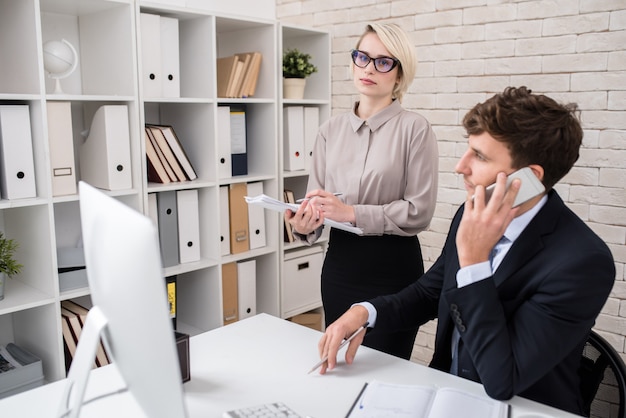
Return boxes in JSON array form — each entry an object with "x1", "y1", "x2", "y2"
[{"x1": 277, "y1": 0, "x2": 626, "y2": 366}]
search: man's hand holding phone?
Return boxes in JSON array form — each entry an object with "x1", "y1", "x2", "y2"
[{"x1": 458, "y1": 167, "x2": 545, "y2": 268}]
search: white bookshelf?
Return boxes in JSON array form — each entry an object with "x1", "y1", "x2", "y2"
[
  {"x1": 0, "y1": 0, "x2": 330, "y2": 388},
  {"x1": 278, "y1": 24, "x2": 331, "y2": 318}
]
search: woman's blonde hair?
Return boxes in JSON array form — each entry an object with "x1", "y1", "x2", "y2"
[{"x1": 355, "y1": 23, "x2": 417, "y2": 103}]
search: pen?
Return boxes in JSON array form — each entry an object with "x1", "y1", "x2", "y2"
[
  {"x1": 307, "y1": 321, "x2": 369, "y2": 374},
  {"x1": 296, "y1": 192, "x2": 343, "y2": 203}
]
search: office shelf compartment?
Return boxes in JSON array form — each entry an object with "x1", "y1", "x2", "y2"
[
  {"x1": 137, "y1": 7, "x2": 215, "y2": 100},
  {"x1": 0, "y1": 0, "x2": 41, "y2": 96},
  {"x1": 216, "y1": 16, "x2": 277, "y2": 101},
  {"x1": 40, "y1": 0, "x2": 136, "y2": 97},
  {"x1": 282, "y1": 246, "x2": 324, "y2": 318},
  {"x1": 175, "y1": 266, "x2": 221, "y2": 335},
  {"x1": 144, "y1": 101, "x2": 217, "y2": 186},
  {"x1": 280, "y1": 25, "x2": 331, "y2": 102}
]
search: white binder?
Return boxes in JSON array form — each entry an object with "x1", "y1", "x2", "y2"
[
  {"x1": 140, "y1": 13, "x2": 162, "y2": 98},
  {"x1": 246, "y1": 181, "x2": 266, "y2": 250},
  {"x1": 160, "y1": 16, "x2": 180, "y2": 98},
  {"x1": 79, "y1": 105, "x2": 132, "y2": 191},
  {"x1": 219, "y1": 185, "x2": 231, "y2": 256},
  {"x1": 148, "y1": 192, "x2": 159, "y2": 227},
  {"x1": 157, "y1": 190, "x2": 179, "y2": 268},
  {"x1": 217, "y1": 106, "x2": 232, "y2": 179},
  {"x1": 303, "y1": 106, "x2": 319, "y2": 171},
  {"x1": 176, "y1": 189, "x2": 201, "y2": 263},
  {"x1": 47, "y1": 102, "x2": 77, "y2": 196},
  {"x1": 237, "y1": 259, "x2": 256, "y2": 320},
  {"x1": 0, "y1": 105, "x2": 36, "y2": 199},
  {"x1": 283, "y1": 106, "x2": 305, "y2": 171}
]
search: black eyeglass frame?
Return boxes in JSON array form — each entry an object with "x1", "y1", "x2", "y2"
[{"x1": 350, "y1": 49, "x2": 400, "y2": 73}]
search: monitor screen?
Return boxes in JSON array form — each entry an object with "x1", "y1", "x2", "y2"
[{"x1": 59, "y1": 182, "x2": 187, "y2": 417}]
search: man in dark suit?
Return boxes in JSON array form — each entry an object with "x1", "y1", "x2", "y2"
[{"x1": 316, "y1": 86, "x2": 615, "y2": 416}]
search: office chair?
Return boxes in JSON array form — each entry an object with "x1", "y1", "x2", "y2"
[{"x1": 579, "y1": 330, "x2": 626, "y2": 418}]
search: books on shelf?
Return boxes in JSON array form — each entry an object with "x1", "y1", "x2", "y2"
[
  {"x1": 144, "y1": 125, "x2": 197, "y2": 184},
  {"x1": 346, "y1": 380, "x2": 509, "y2": 418},
  {"x1": 60, "y1": 301, "x2": 110, "y2": 370},
  {"x1": 216, "y1": 52, "x2": 262, "y2": 98},
  {"x1": 283, "y1": 190, "x2": 295, "y2": 243}
]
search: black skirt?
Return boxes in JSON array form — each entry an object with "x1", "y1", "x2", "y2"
[{"x1": 321, "y1": 228, "x2": 424, "y2": 359}]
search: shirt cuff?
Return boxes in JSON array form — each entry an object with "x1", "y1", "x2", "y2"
[
  {"x1": 353, "y1": 302, "x2": 377, "y2": 328},
  {"x1": 456, "y1": 261, "x2": 491, "y2": 288}
]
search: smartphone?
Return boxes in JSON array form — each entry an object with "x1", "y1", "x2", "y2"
[{"x1": 484, "y1": 167, "x2": 545, "y2": 207}]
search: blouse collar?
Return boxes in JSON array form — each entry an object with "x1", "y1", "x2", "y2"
[{"x1": 349, "y1": 99, "x2": 403, "y2": 132}]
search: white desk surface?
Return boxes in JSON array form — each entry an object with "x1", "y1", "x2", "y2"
[{"x1": 0, "y1": 313, "x2": 580, "y2": 418}]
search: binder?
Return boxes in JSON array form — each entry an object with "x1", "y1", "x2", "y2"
[
  {"x1": 160, "y1": 16, "x2": 180, "y2": 98},
  {"x1": 221, "y1": 262, "x2": 238, "y2": 325},
  {"x1": 303, "y1": 106, "x2": 320, "y2": 171},
  {"x1": 157, "y1": 190, "x2": 179, "y2": 267},
  {"x1": 176, "y1": 189, "x2": 201, "y2": 263},
  {"x1": 140, "y1": 13, "x2": 162, "y2": 98},
  {"x1": 217, "y1": 106, "x2": 232, "y2": 179},
  {"x1": 230, "y1": 108, "x2": 247, "y2": 176},
  {"x1": 148, "y1": 192, "x2": 159, "y2": 227},
  {"x1": 219, "y1": 185, "x2": 231, "y2": 256},
  {"x1": 46, "y1": 102, "x2": 77, "y2": 196},
  {"x1": 228, "y1": 182, "x2": 249, "y2": 254},
  {"x1": 79, "y1": 105, "x2": 132, "y2": 191},
  {"x1": 283, "y1": 106, "x2": 305, "y2": 171},
  {"x1": 237, "y1": 259, "x2": 256, "y2": 320},
  {"x1": 246, "y1": 181, "x2": 266, "y2": 250},
  {"x1": 0, "y1": 105, "x2": 36, "y2": 200},
  {"x1": 166, "y1": 276, "x2": 177, "y2": 329}
]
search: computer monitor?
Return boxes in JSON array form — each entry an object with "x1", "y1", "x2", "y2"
[{"x1": 58, "y1": 181, "x2": 187, "y2": 418}]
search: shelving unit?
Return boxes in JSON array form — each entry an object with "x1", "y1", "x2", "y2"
[
  {"x1": 0, "y1": 0, "x2": 330, "y2": 389},
  {"x1": 278, "y1": 24, "x2": 331, "y2": 318}
]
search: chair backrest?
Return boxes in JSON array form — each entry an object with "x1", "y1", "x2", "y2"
[{"x1": 579, "y1": 330, "x2": 626, "y2": 418}]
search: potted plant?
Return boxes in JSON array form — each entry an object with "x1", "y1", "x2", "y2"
[
  {"x1": 282, "y1": 48, "x2": 318, "y2": 99},
  {"x1": 0, "y1": 232, "x2": 23, "y2": 301}
]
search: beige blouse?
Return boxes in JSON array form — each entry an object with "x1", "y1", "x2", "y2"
[{"x1": 304, "y1": 99, "x2": 438, "y2": 241}]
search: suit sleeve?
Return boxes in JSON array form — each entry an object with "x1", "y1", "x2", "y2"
[{"x1": 445, "y1": 221, "x2": 615, "y2": 400}]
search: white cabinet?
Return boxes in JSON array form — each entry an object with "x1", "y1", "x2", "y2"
[{"x1": 0, "y1": 0, "x2": 330, "y2": 389}]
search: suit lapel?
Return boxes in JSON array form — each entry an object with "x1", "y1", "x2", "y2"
[{"x1": 492, "y1": 191, "x2": 563, "y2": 287}]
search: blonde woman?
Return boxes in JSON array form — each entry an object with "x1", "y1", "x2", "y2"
[{"x1": 286, "y1": 23, "x2": 438, "y2": 359}]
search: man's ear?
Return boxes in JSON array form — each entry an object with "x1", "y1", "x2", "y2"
[{"x1": 528, "y1": 164, "x2": 544, "y2": 181}]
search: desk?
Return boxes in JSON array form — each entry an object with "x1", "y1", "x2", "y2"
[{"x1": 0, "y1": 314, "x2": 580, "y2": 417}]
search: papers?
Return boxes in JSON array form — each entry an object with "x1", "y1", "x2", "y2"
[
  {"x1": 347, "y1": 380, "x2": 509, "y2": 418},
  {"x1": 0, "y1": 346, "x2": 21, "y2": 373},
  {"x1": 244, "y1": 194, "x2": 363, "y2": 235}
]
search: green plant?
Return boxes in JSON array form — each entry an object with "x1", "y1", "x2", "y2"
[
  {"x1": 0, "y1": 232, "x2": 23, "y2": 278},
  {"x1": 282, "y1": 48, "x2": 318, "y2": 79}
]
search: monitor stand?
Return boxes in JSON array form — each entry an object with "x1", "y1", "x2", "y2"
[{"x1": 57, "y1": 306, "x2": 110, "y2": 418}]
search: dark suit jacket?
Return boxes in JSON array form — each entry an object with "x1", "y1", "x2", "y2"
[{"x1": 369, "y1": 190, "x2": 615, "y2": 415}]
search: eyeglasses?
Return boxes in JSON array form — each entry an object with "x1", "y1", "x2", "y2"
[{"x1": 350, "y1": 49, "x2": 399, "y2": 73}]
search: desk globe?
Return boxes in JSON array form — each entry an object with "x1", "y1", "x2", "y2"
[{"x1": 43, "y1": 39, "x2": 78, "y2": 94}]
